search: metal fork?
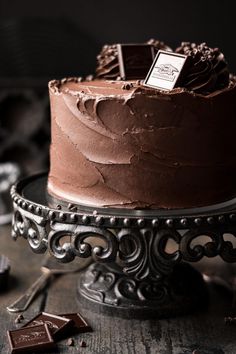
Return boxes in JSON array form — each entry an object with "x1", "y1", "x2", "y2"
[{"x1": 7, "y1": 255, "x2": 91, "y2": 313}]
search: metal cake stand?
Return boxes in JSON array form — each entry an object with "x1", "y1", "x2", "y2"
[{"x1": 10, "y1": 173, "x2": 236, "y2": 319}]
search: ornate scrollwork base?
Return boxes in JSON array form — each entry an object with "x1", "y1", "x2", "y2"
[
  {"x1": 10, "y1": 173, "x2": 236, "y2": 318},
  {"x1": 77, "y1": 262, "x2": 207, "y2": 319}
]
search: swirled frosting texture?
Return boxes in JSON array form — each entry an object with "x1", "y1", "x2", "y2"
[
  {"x1": 176, "y1": 42, "x2": 229, "y2": 94},
  {"x1": 96, "y1": 44, "x2": 119, "y2": 79},
  {"x1": 48, "y1": 78, "x2": 236, "y2": 209},
  {"x1": 96, "y1": 39, "x2": 172, "y2": 80}
]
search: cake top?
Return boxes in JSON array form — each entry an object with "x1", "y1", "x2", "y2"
[
  {"x1": 95, "y1": 39, "x2": 232, "y2": 95},
  {"x1": 49, "y1": 75, "x2": 236, "y2": 100},
  {"x1": 56, "y1": 78, "x2": 138, "y2": 95},
  {"x1": 49, "y1": 38, "x2": 235, "y2": 97},
  {"x1": 49, "y1": 78, "x2": 141, "y2": 99}
]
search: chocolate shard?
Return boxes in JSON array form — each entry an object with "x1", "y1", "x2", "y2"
[
  {"x1": 143, "y1": 50, "x2": 187, "y2": 91},
  {"x1": 117, "y1": 44, "x2": 155, "y2": 80},
  {"x1": 7, "y1": 323, "x2": 55, "y2": 353},
  {"x1": 14, "y1": 314, "x2": 24, "y2": 324},
  {"x1": 59, "y1": 313, "x2": 92, "y2": 334},
  {"x1": 80, "y1": 340, "x2": 87, "y2": 347},
  {"x1": 96, "y1": 39, "x2": 172, "y2": 80},
  {"x1": 66, "y1": 337, "x2": 75, "y2": 346},
  {"x1": 22, "y1": 312, "x2": 73, "y2": 339}
]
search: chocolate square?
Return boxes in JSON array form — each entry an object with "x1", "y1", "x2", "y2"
[
  {"x1": 60, "y1": 313, "x2": 92, "y2": 334},
  {"x1": 117, "y1": 44, "x2": 155, "y2": 80},
  {"x1": 143, "y1": 50, "x2": 187, "y2": 91},
  {"x1": 7, "y1": 324, "x2": 55, "y2": 353},
  {"x1": 22, "y1": 312, "x2": 72, "y2": 339}
]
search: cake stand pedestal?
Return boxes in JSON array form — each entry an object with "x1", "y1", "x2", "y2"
[{"x1": 10, "y1": 173, "x2": 236, "y2": 319}]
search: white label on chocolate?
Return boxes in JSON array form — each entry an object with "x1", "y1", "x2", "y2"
[{"x1": 143, "y1": 50, "x2": 187, "y2": 90}]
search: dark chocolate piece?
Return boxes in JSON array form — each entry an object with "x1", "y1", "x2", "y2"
[
  {"x1": 121, "y1": 83, "x2": 133, "y2": 90},
  {"x1": 59, "y1": 313, "x2": 92, "y2": 333},
  {"x1": 66, "y1": 338, "x2": 75, "y2": 346},
  {"x1": 14, "y1": 314, "x2": 24, "y2": 324},
  {"x1": 22, "y1": 312, "x2": 72, "y2": 339},
  {"x1": 117, "y1": 44, "x2": 155, "y2": 80},
  {"x1": 80, "y1": 340, "x2": 87, "y2": 347},
  {"x1": 96, "y1": 40, "x2": 171, "y2": 80},
  {"x1": 143, "y1": 50, "x2": 187, "y2": 91},
  {"x1": 0, "y1": 254, "x2": 10, "y2": 291},
  {"x1": 7, "y1": 323, "x2": 55, "y2": 353}
]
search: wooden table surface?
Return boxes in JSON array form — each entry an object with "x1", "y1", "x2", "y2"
[{"x1": 0, "y1": 224, "x2": 236, "y2": 354}]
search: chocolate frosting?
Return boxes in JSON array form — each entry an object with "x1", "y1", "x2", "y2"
[
  {"x1": 96, "y1": 44, "x2": 119, "y2": 80},
  {"x1": 176, "y1": 42, "x2": 229, "y2": 94},
  {"x1": 146, "y1": 38, "x2": 172, "y2": 54},
  {"x1": 96, "y1": 40, "x2": 172, "y2": 80},
  {"x1": 48, "y1": 77, "x2": 236, "y2": 209}
]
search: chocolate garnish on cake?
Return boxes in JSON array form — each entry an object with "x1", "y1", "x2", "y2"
[
  {"x1": 96, "y1": 39, "x2": 172, "y2": 80},
  {"x1": 96, "y1": 44, "x2": 119, "y2": 80},
  {"x1": 146, "y1": 38, "x2": 172, "y2": 54},
  {"x1": 175, "y1": 42, "x2": 229, "y2": 94}
]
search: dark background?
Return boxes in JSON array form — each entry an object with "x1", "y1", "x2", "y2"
[
  {"x1": 0, "y1": 0, "x2": 236, "y2": 80},
  {"x1": 0, "y1": 0, "x2": 235, "y2": 174}
]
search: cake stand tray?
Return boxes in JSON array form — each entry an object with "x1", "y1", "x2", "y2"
[{"x1": 11, "y1": 173, "x2": 236, "y2": 319}]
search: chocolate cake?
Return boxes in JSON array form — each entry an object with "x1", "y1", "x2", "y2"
[{"x1": 47, "y1": 41, "x2": 236, "y2": 209}]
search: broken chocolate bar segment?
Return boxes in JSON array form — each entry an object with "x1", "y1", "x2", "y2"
[
  {"x1": 7, "y1": 323, "x2": 55, "y2": 353},
  {"x1": 22, "y1": 312, "x2": 72, "y2": 339},
  {"x1": 59, "y1": 313, "x2": 92, "y2": 333},
  {"x1": 143, "y1": 50, "x2": 187, "y2": 91},
  {"x1": 117, "y1": 44, "x2": 155, "y2": 80}
]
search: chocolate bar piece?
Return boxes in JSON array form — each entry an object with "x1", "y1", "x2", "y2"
[
  {"x1": 117, "y1": 44, "x2": 155, "y2": 80},
  {"x1": 22, "y1": 312, "x2": 72, "y2": 339},
  {"x1": 0, "y1": 254, "x2": 10, "y2": 291},
  {"x1": 143, "y1": 50, "x2": 187, "y2": 91},
  {"x1": 7, "y1": 323, "x2": 55, "y2": 353},
  {"x1": 60, "y1": 313, "x2": 92, "y2": 334}
]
